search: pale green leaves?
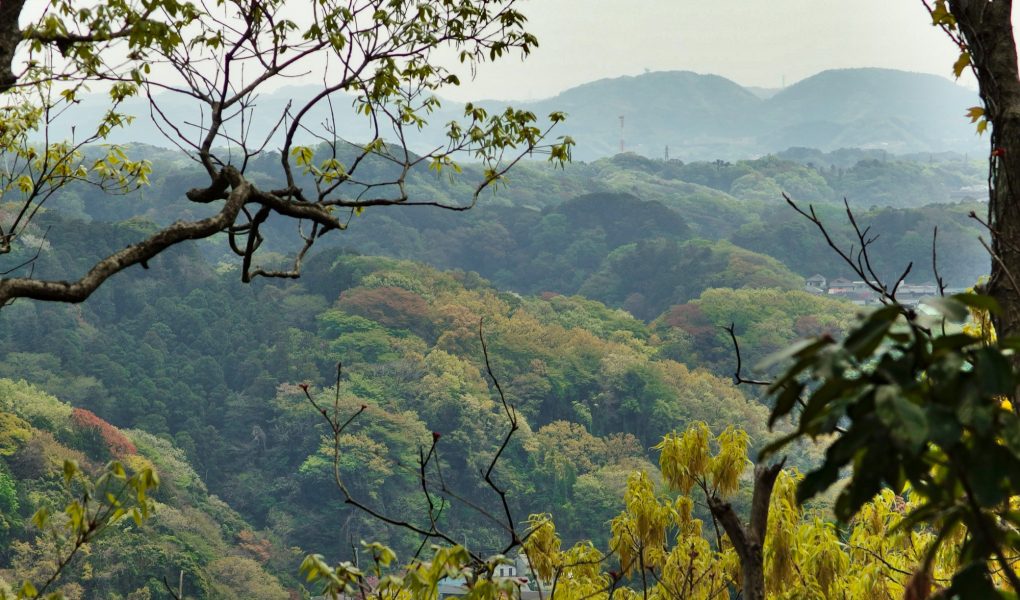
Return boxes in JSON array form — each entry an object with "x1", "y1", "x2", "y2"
[
  {"x1": 656, "y1": 422, "x2": 750, "y2": 498},
  {"x1": 301, "y1": 542, "x2": 484, "y2": 600},
  {"x1": 13, "y1": 460, "x2": 160, "y2": 600}
]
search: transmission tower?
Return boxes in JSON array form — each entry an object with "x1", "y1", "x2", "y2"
[{"x1": 619, "y1": 115, "x2": 625, "y2": 153}]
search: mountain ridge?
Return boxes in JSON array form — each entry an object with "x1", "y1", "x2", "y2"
[{"x1": 43, "y1": 67, "x2": 983, "y2": 161}]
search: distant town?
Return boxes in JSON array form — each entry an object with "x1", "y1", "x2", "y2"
[{"x1": 805, "y1": 274, "x2": 964, "y2": 306}]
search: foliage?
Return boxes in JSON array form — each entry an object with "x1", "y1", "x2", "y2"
[
  {"x1": 1, "y1": 0, "x2": 574, "y2": 306},
  {"x1": 69, "y1": 408, "x2": 137, "y2": 458},
  {"x1": 0, "y1": 378, "x2": 298, "y2": 598},
  {"x1": 205, "y1": 556, "x2": 288, "y2": 600},
  {"x1": 653, "y1": 287, "x2": 857, "y2": 375},
  {"x1": 762, "y1": 293, "x2": 1020, "y2": 595},
  {"x1": 2, "y1": 458, "x2": 159, "y2": 600},
  {"x1": 517, "y1": 424, "x2": 975, "y2": 599},
  {"x1": 0, "y1": 413, "x2": 32, "y2": 456},
  {"x1": 0, "y1": 380, "x2": 73, "y2": 432}
]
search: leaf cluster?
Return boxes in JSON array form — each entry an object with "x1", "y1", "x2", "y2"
[{"x1": 763, "y1": 294, "x2": 1020, "y2": 595}]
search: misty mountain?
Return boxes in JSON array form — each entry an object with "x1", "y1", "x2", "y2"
[
  {"x1": 49, "y1": 68, "x2": 983, "y2": 161},
  {"x1": 516, "y1": 68, "x2": 982, "y2": 160}
]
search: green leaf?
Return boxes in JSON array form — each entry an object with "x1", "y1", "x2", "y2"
[
  {"x1": 843, "y1": 306, "x2": 899, "y2": 359},
  {"x1": 997, "y1": 336, "x2": 1020, "y2": 351},
  {"x1": 19, "y1": 580, "x2": 37, "y2": 598},
  {"x1": 924, "y1": 296, "x2": 969, "y2": 322},
  {"x1": 926, "y1": 404, "x2": 963, "y2": 448},
  {"x1": 974, "y1": 347, "x2": 1014, "y2": 397},
  {"x1": 31, "y1": 507, "x2": 49, "y2": 530},
  {"x1": 768, "y1": 381, "x2": 803, "y2": 427},
  {"x1": 62, "y1": 459, "x2": 78, "y2": 484},
  {"x1": 932, "y1": 333, "x2": 980, "y2": 354},
  {"x1": 969, "y1": 443, "x2": 1013, "y2": 507},
  {"x1": 953, "y1": 293, "x2": 1001, "y2": 315},
  {"x1": 756, "y1": 335, "x2": 833, "y2": 371},
  {"x1": 874, "y1": 386, "x2": 927, "y2": 451},
  {"x1": 834, "y1": 442, "x2": 887, "y2": 519},
  {"x1": 950, "y1": 562, "x2": 997, "y2": 598}
]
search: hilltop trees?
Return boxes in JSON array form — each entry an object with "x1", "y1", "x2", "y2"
[{"x1": 0, "y1": 0, "x2": 571, "y2": 306}]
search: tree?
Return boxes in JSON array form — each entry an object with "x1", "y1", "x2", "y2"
[
  {"x1": 930, "y1": 1, "x2": 1020, "y2": 344},
  {"x1": 730, "y1": 5, "x2": 1020, "y2": 596},
  {"x1": 520, "y1": 424, "x2": 966, "y2": 600},
  {"x1": 0, "y1": 0, "x2": 572, "y2": 305}
]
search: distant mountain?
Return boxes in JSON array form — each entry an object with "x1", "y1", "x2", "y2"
[
  {"x1": 519, "y1": 68, "x2": 982, "y2": 160},
  {"x1": 42, "y1": 68, "x2": 984, "y2": 161},
  {"x1": 745, "y1": 86, "x2": 782, "y2": 100},
  {"x1": 499, "y1": 71, "x2": 763, "y2": 160},
  {"x1": 759, "y1": 69, "x2": 981, "y2": 155}
]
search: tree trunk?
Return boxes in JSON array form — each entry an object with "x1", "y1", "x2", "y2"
[
  {"x1": 949, "y1": 1, "x2": 1020, "y2": 346},
  {"x1": 708, "y1": 462, "x2": 783, "y2": 600},
  {"x1": 0, "y1": 0, "x2": 25, "y2": 93}
]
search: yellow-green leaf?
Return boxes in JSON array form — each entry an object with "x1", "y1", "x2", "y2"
[{"x1": 953, "y1": 52, "x2": 971, "y2": 78}]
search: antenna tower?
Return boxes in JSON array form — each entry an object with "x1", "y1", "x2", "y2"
[{"x1": 618, "y1": 115, "x2": 625, "y2": 153}]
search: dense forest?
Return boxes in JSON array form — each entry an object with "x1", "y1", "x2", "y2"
[{"x1": 0, "y1": 141, "x2": 990, "y2": 596}]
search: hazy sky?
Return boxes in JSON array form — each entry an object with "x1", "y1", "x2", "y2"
[{"x1": 438, "y1": 0, "x2": 980, "y2": 101}]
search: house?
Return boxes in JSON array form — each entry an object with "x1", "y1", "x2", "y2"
[
  {"x1": 826, "y1": 278, "x2": 855, "y2": 294},
  {"x1": 897, "y1": 283, "x2": 940, "y2": 307},
  {"x1": 805, "y1": 274, "x2": 827, "y2": 291},
  {"x1": 438, "y1": 554, "x2": 549, "y2": 600}
]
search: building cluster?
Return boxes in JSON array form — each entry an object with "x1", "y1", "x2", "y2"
[
  {"x1": 438, "y1": 554, "x2": 547, "y2": 600},
  {"x1": 805, "y1": 274, "x2": 953, "y2": 306},
  {"x1": 316, "y1": 554, "x2": 546, "y2": 600}
]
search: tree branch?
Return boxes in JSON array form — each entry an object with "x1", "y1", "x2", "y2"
[{"x1": 0, "y1": 166, "x2": 250, "y2": 305}]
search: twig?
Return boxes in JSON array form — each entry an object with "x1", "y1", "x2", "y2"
[
  {"x1": 478, "y1": 318, "x2": 522, "y2": 553},
  {"x1": 932, "y1": 226, "x2": 946, "y2": 297},
  {"x1": 979, "y1": 236, "x2": 1020, "y2": 301},
  {"x1": 723, "y1": 323, "x2": 772, "y2": 386}
]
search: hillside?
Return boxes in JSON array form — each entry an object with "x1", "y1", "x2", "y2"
[
  {"x1": 0, "y1": 380, "x2": 294, "y2": 598},
  {"x1": 24, "y1": 144, "x2": 990, "y2": 311},
  {"x1": 0, "y1": 204, "x2": 855, "y2": 591},
  {"x1": 0, "y1": 132, "x2": 993, "y2": 599}
]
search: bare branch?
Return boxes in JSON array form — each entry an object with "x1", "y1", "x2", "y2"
[
  {"x1": 722, "y1": 323, "x2": 772, "y2": 387},
  {"x1": 932, "y1": 226, "x2": 946, "y2": 298}
]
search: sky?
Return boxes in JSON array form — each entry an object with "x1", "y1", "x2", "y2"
[{"x1": 436, "y1": 0, "x2": 980, "y2": 101}]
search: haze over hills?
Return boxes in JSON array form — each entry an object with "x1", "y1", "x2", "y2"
[
  {"x1": 510, "y1": 68, "x2": 982, "y2": 160},
  {"x1": 50, "y1": 68, "x2": 982, "y2": 161}
]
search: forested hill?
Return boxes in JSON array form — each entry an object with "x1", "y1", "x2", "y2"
[
  {"x1": 0, "y1": 379, "x2": 295, "y2": 598},
  {"x1": 0, "y1": 217, "x2": 844, "y2": 594},
  {"x1": 41, "y1": 144, "x2": 990, "y2": 320},
  {"x1": 45, "y1": 68, "x2": 982, "y2": 161},
  {"x1": 0, "y1": 142, "x2": 992, "y2": 595}
]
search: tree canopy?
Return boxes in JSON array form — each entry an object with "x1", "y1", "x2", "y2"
[{"x1": 0, "y1": 0, "x2": 572, "y2": 305}]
